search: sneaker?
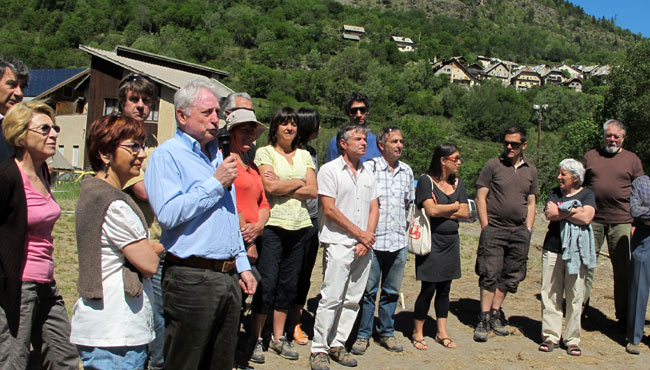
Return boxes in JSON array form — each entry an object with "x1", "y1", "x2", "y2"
[
  {"x1": 269, "y1": 336, "x2": 299, "y2": 360},
  {"x1": 490, "y1": 308, "x2": 509, "y2": 336},
  {"x1": 350, "y1": 337, "x2": 369, "y2": 355},
  {"x1": 473, "y1": 311, "x2": 490, "y2": 342},
  {"x1": 626, "y1": 343, "x2": 640, "y2": 355},
  {"x1": 250, "y1": 338, "x2": 265, "y2": 364},
  {"x1": 329, "y1": 346, "x2": 357, "y2": 367},
  {"x1": 310, "y1": 352, "x2": 330, "y2": 370},
  {"x1": 378, "y1": 336, "x2": 403, "y2": 352}
]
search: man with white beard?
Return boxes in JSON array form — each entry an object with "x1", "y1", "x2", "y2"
[{"x1": 582, "y1": 119, "x2": 644, "y2": 330}]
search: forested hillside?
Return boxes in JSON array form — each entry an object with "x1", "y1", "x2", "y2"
[{"x1": 1, "y1": 0, "x2": 645, "y2": 198}]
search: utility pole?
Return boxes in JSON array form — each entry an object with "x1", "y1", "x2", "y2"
[{"x1": 532, "y1": 104, "x2": 548, "y2": 165}]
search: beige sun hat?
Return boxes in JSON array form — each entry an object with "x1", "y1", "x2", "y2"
[{"x1": 226, "y1": 109, "x2": 267, "y2": 140}]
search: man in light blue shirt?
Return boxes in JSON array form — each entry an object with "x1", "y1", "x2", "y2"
[
  {"x1": 145, "y1": 79, "x2": 256, "y2": 370},
  {"x1": 324, "y1": 92, "x2": 380, "y2": 163}
]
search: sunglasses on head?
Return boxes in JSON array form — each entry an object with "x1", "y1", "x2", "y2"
[
  {"x1": 503, "y1": 141, "x2": 522, "y2": 149},
  {"x1": 349, "y1": 107, "x2": 367, "y2": 115},
  {"x1": 119, "y1": 74, "x2": 154, "y2": 88},
  {"x1": 119, "y1": 142, "x2": 146, "y2": 154},
  {"x1": 28, "y1": 124, "x2": 60, "y2": 135}
]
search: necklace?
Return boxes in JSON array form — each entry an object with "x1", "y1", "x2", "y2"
[{"x1": 234, "y1": 153, "x2": 249, "y2": 170}]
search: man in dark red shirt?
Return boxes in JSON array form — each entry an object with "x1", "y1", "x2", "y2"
[{"x1": 582, "y1": 119, "x2": 644, "y2": 329}]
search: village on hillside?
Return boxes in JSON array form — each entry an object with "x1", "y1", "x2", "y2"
[{"x1": 343, "y1": 24, "x2": 610, "y2": 92}]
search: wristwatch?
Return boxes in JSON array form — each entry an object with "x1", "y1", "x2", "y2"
[{"x1": 527, "y1": 227, "x2": 534, "y2": 233}]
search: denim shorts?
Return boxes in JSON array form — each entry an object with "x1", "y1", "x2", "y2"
[{"x1": 77, "y1": 344, "x2": 147, "y2": 370}]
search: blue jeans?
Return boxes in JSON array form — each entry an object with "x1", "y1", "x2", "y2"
[
  {"x1": 357, "y1": 248, "x2": 408, "y2": 339},
  {"x1": 78, "y1": 344, "x2": 147, "y2": 370},
  {"x1": 628, "y1": 226, "x2": 650, "y2": 344},
  {"x1": 147, "y1": 262, "x2": 164, "y2": 369}
]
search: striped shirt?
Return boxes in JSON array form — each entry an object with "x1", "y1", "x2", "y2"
[{"x1": 365, "y1": 156, "x2": 415, "y2": 252}]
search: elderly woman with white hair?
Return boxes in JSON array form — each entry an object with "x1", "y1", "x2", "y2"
[{"x1": 539, "y1": 159, "x2": 597, "y2": 356}]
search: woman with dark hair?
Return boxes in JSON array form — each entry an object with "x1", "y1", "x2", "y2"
[
  {"x1": 70, "y1": 115, "x2": 164, "y2": 369},
  {"x1": 412, "y1": 143, "x2": 468, "y2": 351},
  {"x1": 291, "y1": 108, "x2": 321, "y2": 345},
  {"x1": 248, "y1": 107, "x2": 317, "y2": 363},
  {"x1": 0, "y1": 101, "x2": 78, "y2": 369}
]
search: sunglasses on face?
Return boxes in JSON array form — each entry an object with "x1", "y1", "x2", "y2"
[
  {"x1": 445, "y1": 155, "x2": 461, "y2": 163},
  {"x1": 349, "y1": 107, "x2": 367, "y2": 115},
  {"x1": 28, "y1": 124, "x2": 60, "y2": 135},
  {"x1": 119, "y1": 142, "x2": 146, "y2": 154},
  {"x1": 504, "y1": 141, "x2": 522, "y2": 149}
]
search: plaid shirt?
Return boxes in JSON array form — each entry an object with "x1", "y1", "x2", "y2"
[
  {"x1": 365, "y1": 156, "x2": 415, "y2": 252},
  {"x1": 631, "y1": 175, "x2": 650, "y2": 220}
]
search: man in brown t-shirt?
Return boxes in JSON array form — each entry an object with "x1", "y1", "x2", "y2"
[
  {"x1": 473, "y1": 126, "x2": 538, "y2": 342},
  {"x1": 582, "y1": 119, "x2": 644, "y2": 329}
]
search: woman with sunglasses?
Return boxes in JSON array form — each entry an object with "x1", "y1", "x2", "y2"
[
  {"x1": 412, "y1": 143, "x2": 468, "y2": 351},
  {"x1": 70, "y1": 115, "x2": 163, "y2": 369},
  {"x1": 0, "y1": 101, "x2": 78, "y2": 368}
]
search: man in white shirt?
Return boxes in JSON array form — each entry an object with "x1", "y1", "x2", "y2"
[{"x1": 310, "y1": 124, "x2": 379, "y2": 370}]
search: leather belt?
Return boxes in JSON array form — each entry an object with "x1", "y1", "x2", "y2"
[{"x1": 166, "y1": 254, "x2": 236, "y2": 273}]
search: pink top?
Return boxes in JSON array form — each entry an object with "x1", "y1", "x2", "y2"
[{"x1": 19, "y1": 166, "x2": 60, "y2": 283}]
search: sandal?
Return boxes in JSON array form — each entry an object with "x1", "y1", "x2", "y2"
[
  {"x1": 435, "y1": 335, "x2": 456, "y2": 349},
  {"x1": 567, "y1": 344, "x2": 582, "y2": 356},
  {"x1": 293, "y1": 324, "x2": 309, "y2": 345},
  {"x1": 412, "y1": 338, "x2": 428, "y2": 350},
  {"x1": 538, "y1": 340, "x2": 557, "y2": 352}
]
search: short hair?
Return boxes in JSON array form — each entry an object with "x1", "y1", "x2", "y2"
[
  {"x1": 603, "y1": 119, "x2": 626, "y2": 137},
  {"x1": 343, "y1": 92, "x2": 370, "y2": 115},
  {"x1": 268, "y1": 107, "x2": 299, "y2": 149},
  {"x1": 296, "y1": 108, "x2": 320, "y2": 149},
  {"x1": 86, "y1": 115, "x2": 146, "y2": 172},
  {"x1": 174, "y1": 78, "x2": 220, "y2": 124},
  {"x1": 0, "y1": 56, "x2": 29, "y2": 88},
  {"x1": 222, "y1": 92, "x2": 252, "y2": 114},
  {"x1": 118, "y1": 73, "x2": 159, "y2": 112},
  {"x1": 559, "y1": 158, "x2": 585, "y2": 186},
  {"x1": 336, "y1": 123, "x2": 368, "y2": 155},
  {"x1": 3, "y1": 101, "x2": 55, "y2": 149},
  {"x1": 427, "y1": 142, "x2": 460, "y2": 181},
  {"x1": 504, "y1": 126, "x2": 527, "y2": 143},
  {"x1": 377, "y1": 126, "x2": 402, "y2": 148}
]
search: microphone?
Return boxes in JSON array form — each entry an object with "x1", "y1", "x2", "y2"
[{"x1": 218, "y1": 130, "x2": 232, "y2": 191}]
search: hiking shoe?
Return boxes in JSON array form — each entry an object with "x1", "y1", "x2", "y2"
[
  {"x1": 378, "y1": 336, "x2": 403, "y2": 352},
  {"x1": 250, "y1": 338, "x2": 265, "y2": 364},
  {"x1": 310, "y1": 352, "x2": 330, "y2": 370},
  {"x1": 329, "y1": 346, "x2": 357, "y2": 367},
  {"x1": 626, "y1": 343, "x2": 640, "y2": 355},
  {"x1": 473, "y1": 311, "x2": 490, "y2": 342},
  {"x1": 351, "y1": 337, "x2": 369, "y2": 355},
  {"x1": 490, "y1": 308, "x2": 509, "y2": 336},
  {"x1": 269, "y1": 336, "x2": 299, "y2": 360}
]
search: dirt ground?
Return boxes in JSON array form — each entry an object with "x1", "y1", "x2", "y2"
[{"x1": 247, "y1": 209, "x2": 650, "y2": 370}]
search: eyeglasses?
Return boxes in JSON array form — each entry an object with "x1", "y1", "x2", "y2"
[
  {"x1": 445, "y1": 155, "x2": 461, "y2": 163},
  {"x1": 119, "y1": 142, "x2": 146, "y2": 154},
  {"x1": 28, "y1": 124, "x2": 60, "y2": 135},
  {"x1": 504, "y1": 141, "x2": 522, "y2": 149},
  {"x1": 349, "y1": 107, "x2": 367, "y2": 115},
  {"x1": 606, "y1": 133, "x2": 622, "y2": 139}
]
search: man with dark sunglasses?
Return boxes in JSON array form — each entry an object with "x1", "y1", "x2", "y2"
[
  {"x1": 582, "y1": 119, "x2": 643, "y2": 330},
  {"x1": 0, "y1": 56, "x2": 29, "y2": 162},
  {"x1": 473, "y1": 126, "x2": 538, "y2": 342},
  {"x1": 325, "y1": 92, "x2": 380, "y2": 163}
]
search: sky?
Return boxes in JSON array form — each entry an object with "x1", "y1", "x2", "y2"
[{"x1": 566, "y1": 0, "x2": 649, "y2": 37}]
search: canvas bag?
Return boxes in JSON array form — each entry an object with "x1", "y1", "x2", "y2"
[{"x1": 407, "y1": 175, "x2": 435, "y2": 255}]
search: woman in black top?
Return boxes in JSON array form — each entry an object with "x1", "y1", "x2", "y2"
[
  {"x1": 412, "y1": 143, "x2": 468, "y2": 350},
  {"x1": 539, "y1": 158, "x2": 596, "y2": 356}
]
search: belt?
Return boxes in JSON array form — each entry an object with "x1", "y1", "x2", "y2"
[{"x1": 166, "y1": 254, "x2": 236, "y2": 273}]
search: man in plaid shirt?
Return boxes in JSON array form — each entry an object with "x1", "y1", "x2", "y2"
[
  {"x1": 352, "y1": 126, "x2": 414, "y2": 355},
  {"x1": 626, "y1": 175, "x2": 650, "y2": 355}
]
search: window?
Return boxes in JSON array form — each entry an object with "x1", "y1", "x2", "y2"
[
  {"x1": 104, "y1": 99, "x2": 118, "y2": 116},
  {"x1": 73, "y1": 146, "x2": 79, "y2": 168},
  {"x1": 63, "y1": 86, "x2": 73, "y2": 98},
  {"x1": 58, "y1": 145, "x2": 64, "y2": 156}
]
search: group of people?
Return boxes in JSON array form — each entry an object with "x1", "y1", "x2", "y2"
[{"x1": 0, "y1": 53, "x2": 649, "y2": 370}]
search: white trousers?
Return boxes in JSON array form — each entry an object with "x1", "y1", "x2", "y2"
[
  {"x1": 540, "y1": 250, "x2": 586, "y2": 346},
  {"x1": 311, "y1": 243, "x2": 372, "y2": 353}
]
